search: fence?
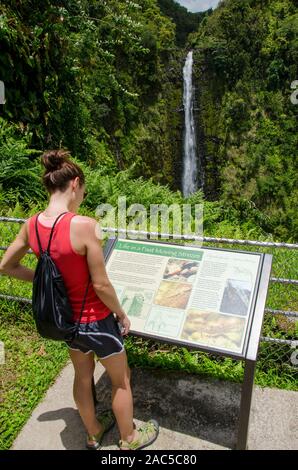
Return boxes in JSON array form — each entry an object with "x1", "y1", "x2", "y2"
[{"x1": 0, "y1": 216, "x2": 297, "y2": 383}]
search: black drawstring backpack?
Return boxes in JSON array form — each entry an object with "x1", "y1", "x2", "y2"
[{"x1": 32, "y1": 211, "x2": 90, "y2": 342}]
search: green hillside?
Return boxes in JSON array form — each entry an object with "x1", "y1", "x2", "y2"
[{"x1": 0, "y1": 0, "x2": 297, "y2": 240}]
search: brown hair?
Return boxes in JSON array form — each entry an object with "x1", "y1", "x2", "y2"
[{"x1": 41, "y1": 149, "x2": 85, "y2": 194}]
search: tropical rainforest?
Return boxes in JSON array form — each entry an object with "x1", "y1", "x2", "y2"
[{"x1": 0, "y1": 0, "x2": 297, "y2": 240}]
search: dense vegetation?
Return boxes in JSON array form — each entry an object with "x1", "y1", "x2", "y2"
[
  {"x1": 0, "y1": 0, "x2": 176, "y2": 176},
  {"x1": 189, "y1": 0, "x2": 298, "y2": 241},
  {"x1": 0, "y1": 0, "x2": 297, "y2": 241},
  {"x1": 157, "y1": 0, "x2": 212, "y2": 46}
]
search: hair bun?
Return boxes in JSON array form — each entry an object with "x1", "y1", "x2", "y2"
[{"x1": 41, "y1": 149, "x2": 70, "y2": 171}]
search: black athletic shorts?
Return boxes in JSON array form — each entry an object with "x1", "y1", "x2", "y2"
[{"x1": 65, "y1": 312, "x2": 125, "y2": 359}]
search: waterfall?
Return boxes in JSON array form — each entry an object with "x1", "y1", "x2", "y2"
[{"x1": 182, "y1": 50, "x2": 198, "y2": 197}]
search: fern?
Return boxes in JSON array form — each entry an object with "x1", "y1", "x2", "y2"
[{"x1": 0, "y1": 118, "x2": 46, "y2": 203}]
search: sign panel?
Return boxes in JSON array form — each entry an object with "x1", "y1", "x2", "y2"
[{"x1": 105, "y1": 238, "x2": 263, "y2": 357}]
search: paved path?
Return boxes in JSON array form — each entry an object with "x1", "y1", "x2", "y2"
[{"x1": 12, "y1": 361, "x2": 298, "y2": 450}]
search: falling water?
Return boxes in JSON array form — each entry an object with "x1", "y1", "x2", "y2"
[{"x1": 182, "y1": 50, "x2": 198, "y2": 197}]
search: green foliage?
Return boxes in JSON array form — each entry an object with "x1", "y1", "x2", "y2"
[
  {"x1": 124, "y1": 336, "x2": 297, "y2": 391},
  {"x1": 85, "y1": 162, "x2": 184, "y2": 209},
  {"x1": 0, "y1": 118, "x2": 46, "y2": 205},
  {"x1": 0, "y1": 0, "x2": 176, "y2": 160},
  {"x1": 157, "y1": 0, "x2": 211, "y2": 46},
  {"x1": 190, "y1": 0, "x2": 298, "y2": 241},
  {"x1": 0, "y1": 0, "x2": 297, "y2": 240}
]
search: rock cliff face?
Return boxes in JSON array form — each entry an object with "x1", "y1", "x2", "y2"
[
  {"x1": 191, "y1": 48, "x2": 225, "y2": 202},
  {"x1": 159, "y1": 49, "x2": 185, "y2": 191},
  {"x1": 138, "y1": 48, "x2": 186, "y2": 192}
]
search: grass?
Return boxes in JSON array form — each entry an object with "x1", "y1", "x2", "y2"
[{"x1": 125, "y1": 336, "x2": 298, "y2": 391}]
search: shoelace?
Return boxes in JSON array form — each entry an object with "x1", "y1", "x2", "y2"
[
  {"x1": 138, "y1": 422, "x2": 156, "y2": 436},
  {"x1": 119, "y1": 420, "x2": 157, "y2": 449}
]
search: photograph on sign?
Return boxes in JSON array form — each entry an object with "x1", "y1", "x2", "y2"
[{"x1": 105, "y1": 238, "x2": 262, "y2": 355}]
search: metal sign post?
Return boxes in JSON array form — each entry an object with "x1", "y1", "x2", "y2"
[
  {"x1": 103, "y1": 236, "x2": 273, "y2": 450},
  {"x1": 237, "y1": 253, "x2": 272, "y2": 449}
]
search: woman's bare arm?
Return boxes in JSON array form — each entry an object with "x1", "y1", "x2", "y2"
[{"x1": 0, "y1": 222, "x2": 35, "y2": 282}]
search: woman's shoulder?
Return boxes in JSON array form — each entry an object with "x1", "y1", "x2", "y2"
[
  {"x1": 24, "y1": 211, "x2": 40, "y2": 241},
  {"x1": 71, "y1": 215, "x2": 103, "y2": 243},
  {"x1": 71, "y1": 214, "x2": 97, "y2": 226},
  {"x1": 71, "y1": 214, "x2": 100, "y2": 234},
  {"x1": 25, "y1": 211, "x2": 39, "y2": 228}
]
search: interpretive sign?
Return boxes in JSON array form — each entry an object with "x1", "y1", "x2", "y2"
[
  {"x1": 104, "y1": 237, "x2": 264, "y2": 359},
  {"x1": 103, "y1": 236, "x2": 272, "y2": 449}
]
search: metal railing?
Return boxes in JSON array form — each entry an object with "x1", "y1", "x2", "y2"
[{"x1": 1, "y1": 217, "x2": 297, "y2": 371}]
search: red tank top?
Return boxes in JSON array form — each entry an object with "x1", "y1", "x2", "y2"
[{"x1": 28, "y1": 211, "x2": 112, "y2": 323}]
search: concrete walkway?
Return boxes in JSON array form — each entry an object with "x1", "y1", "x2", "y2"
[{"x1": 12, "y1": 361, "x2": 298, "y2": 450}]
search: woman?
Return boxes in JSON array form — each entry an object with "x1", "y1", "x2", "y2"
[{"x1": 0, "y1": 149, "x2": 159, "y2": 450}]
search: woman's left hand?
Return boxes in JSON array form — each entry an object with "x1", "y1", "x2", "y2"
[{"x1": 117, "y1": 313, "x2": 131, "y2": 336}]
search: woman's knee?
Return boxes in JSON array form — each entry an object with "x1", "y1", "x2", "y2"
[
  {"x1": 100, "y1": 352, "x2": 131, "y2": 389},
  {"x1": 110, "y1": 364, "x2": 131, "y2": 389},
  {"x1": 111, "y1": 371, "x2": 131, "y2": 390},
  {"x1": 70, "y1": 349, "x2": 95, "y2": 380},
  {"x1": 74, "y1": 370, "x2": 94, "y2": 385}
]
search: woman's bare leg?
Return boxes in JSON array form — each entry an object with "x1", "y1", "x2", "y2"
[
  {"x1": 68, "y1": 348, "x2": 102, "y2": 441},
  {"x1": 99, "y1": 351, "x2": 135, "y2": 442}
]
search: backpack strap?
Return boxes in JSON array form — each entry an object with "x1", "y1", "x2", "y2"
[
  {"x1": 46, "y1": 212, "x2": 69, "y2": 254},
  {"x1": 34, "y1": 211, "x2": 43, "y2": 255},
  {"x1": 35, "y1": 211, "x2": 69, "y2": 255},
  {"x1": 76, "y1": 273, "x2": 91, "y2": 327}
]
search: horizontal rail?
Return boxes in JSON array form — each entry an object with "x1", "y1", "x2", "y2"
[
  {"x1": 265, "y1": 308, "x2": 298, "y2": 318},
  {"x1": 1, "y1": 219, "x2": 297, "y2": 335},
  {"x1": 1, "y1": 218, "x2": 298, "y2": 249},
  {"x1": 0, "y1": 292, "x2": 295, "y2": 347},
  {"x1": 270, "y1": 277, "x2": 298, "y2": 285},
  {"x1": 0, "y1": 294, "x2": 296, "y2": 319},
  {"x1": 260, "y1": 336, "x2": 298, "y2": 347}
]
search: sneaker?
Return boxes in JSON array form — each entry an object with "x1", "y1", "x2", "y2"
[
  {"x1": 119, "y1": 419, "x2": 159, "y2": 450},
  {"x1": 86, "y1": 409, "x2": 115, "y2": 450}
]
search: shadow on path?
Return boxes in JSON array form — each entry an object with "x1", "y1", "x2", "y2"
[{"x1": 38, "y1": 367, "x2": 240, "y2": 449}]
